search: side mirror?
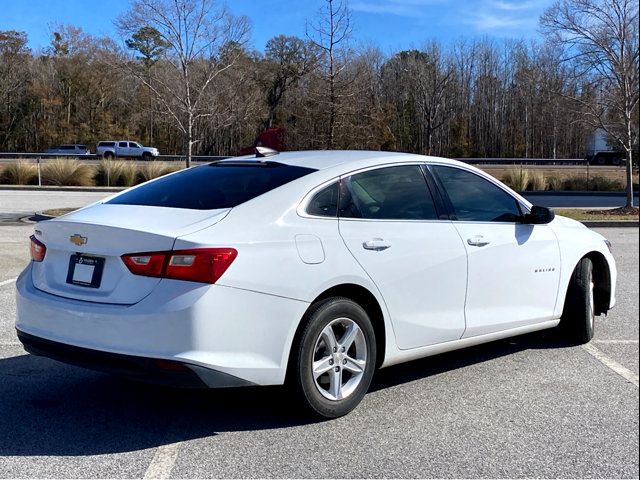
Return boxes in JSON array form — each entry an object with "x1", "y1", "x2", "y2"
[{"x1": 523, "y1": 206, "x2": 555, "y2": 225}]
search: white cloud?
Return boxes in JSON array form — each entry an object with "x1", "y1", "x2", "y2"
[{"x1": 351, "y1": 0, "x2": 448, "y2": 17}]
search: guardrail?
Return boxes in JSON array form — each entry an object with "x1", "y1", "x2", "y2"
[
  {"x1": 0, "y1": 152, "x2": 229, "y2": 162},
  {"x1": 0, "y1": 152, "x2": 596, "y2": 165}
]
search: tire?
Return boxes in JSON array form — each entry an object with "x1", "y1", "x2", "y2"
[
  {"x1": 594, "y1": 154, "x2": 606, "y2": 165},
  {"x1": 290, "y1": 297, "x2": 376, "y2": 418},
  {"x1": 103, "y1": 151, "x2": 114, "y2": 159},
  {"x1": 142, "y1": 152, "x2": 152, "y2": 161},
  {"x1": 559, "y1": 258, "x2": 595, "y2": 344}
]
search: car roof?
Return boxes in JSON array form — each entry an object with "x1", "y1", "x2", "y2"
[{"x1": 225, "y1": 150, "x2": 465, "y2": 171}]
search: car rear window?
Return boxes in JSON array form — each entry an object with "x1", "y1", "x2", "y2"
[{"x1": 106, "y1": 162, "x2": 317, "y2": 210}]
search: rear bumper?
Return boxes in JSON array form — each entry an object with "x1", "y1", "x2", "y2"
[
  {"x1": 17, "y1": 330, "x2": 252, "y2": 388},
  {"x1": 16, "y1": 263, "x2": 309, "y2": 386}
]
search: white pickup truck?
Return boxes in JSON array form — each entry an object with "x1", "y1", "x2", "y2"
[{"x1": 96, "y1": 141, "x2": 159, "y2": 159}]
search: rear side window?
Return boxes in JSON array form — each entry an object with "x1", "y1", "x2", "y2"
[
  {"x1": 339, "y1": 165, "x2": 438, "y2": 220},
  {"x1": 432, "y1": 165, "x2": 522, "y2": 222},
  {"x1": 119, "y1": 142, "x2": 128, "y2": 148},
  {"x1": 307, "y1": 182, "x2": 339, "y2": 217},
  {"x1": 107, "y1": 163, "x2": 316, "y2": 210},
  {"x1": 60, "y1": 145, "x2": 74, "y2": 150}
]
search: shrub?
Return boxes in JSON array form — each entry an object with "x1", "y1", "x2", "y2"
[
  {"x1": 41, "y1": 158, "x2": 94, "y2": 186},
  {"x1": 562, "y1": 177, "x2": 589, "y2": 191},
  {"x1": 561, "y1": 176, "x2": 624, "y2": 191},
  {"x1": 95, "y1": 160, "x2": 138, "y2": 187},
  {"x1": 137, "y1": 162, "x2": 181, "y2": 183},
  {"x1": 528, "y1": 170, "x2": 546, "y2": 191},
  {"x1": 0, "y1": 160, "x2": 39, "y2": 185},
  {"x1": 546, "y1": 176, "x2": 564, "y2": 191},
  {"x1": 501, "y1": 167, "x2": 530, "y2": 191},
  {"x1": 589, "y1": 176, "x2": 624, "y2": 191}
]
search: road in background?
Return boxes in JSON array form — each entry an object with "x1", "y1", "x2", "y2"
[{"x1": 523, "y1": 192, "x2": 640, "y2": 208}]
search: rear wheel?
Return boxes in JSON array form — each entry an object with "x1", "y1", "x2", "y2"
[
  {"x1": 103, "y1": 151, "x2": 114, "y2": 159},
  {"x1": 559, "y1": 258, "x2": 595, "y2": 344},
  {"x1": 291, "y1": 297, "x2": 376, "y2": 418}
]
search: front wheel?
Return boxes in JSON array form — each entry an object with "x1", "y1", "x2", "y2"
[
  {"x1": 291, "y1": 297, "x2": 376, "y2": 418},
  {"x1": 559, "y1": 258, "x2": 595, "y2": 344}
]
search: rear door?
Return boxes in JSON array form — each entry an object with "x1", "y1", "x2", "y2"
[
  {"x1": 430, "y1": 164, "x2": 561, "y2": 337},
  {"x1": 117, "y1": 141, "x2": 129, "y2": 156},
  {"x1": 338, "y1": 164, "x2": 468, "y2": 349}
]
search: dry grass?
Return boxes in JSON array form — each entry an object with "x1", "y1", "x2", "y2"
[
  {"x1": 545, "y1": 176, "x2": 564, "y2": 191},
  {"x1": 138, "y1": 162, "x2": 181, "y2": 183},
  {"x1": 555, "y1": 208, "x2": 639, "y2": 221},
  {"x1": 95, "y1": 160, "x2": 138, "y2": 187},
  {"x1": 41, "y1": 158, "x2": 94, "y2": 186},
  {"x1": 0, "y1": 161, "x2": 39, "y2": 185},
  {"x1": 528, "y1": 170, "x2": 547, "y2": 191},
  {"x1": 501, "y1": 167, "x2": 530, "y2": 191}
]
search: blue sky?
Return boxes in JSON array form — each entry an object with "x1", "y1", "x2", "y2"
[{"x1": 0, "y1": 0, "x2": 553, "y2": 52}]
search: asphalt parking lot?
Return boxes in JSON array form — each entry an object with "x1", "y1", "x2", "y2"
[{"x1": 0, "y1": 193, "x2": 637, "y2": 478}]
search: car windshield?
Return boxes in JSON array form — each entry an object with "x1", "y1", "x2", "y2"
[{"x1": 106, "y1": 162, "x2": 317, "y2": 210}]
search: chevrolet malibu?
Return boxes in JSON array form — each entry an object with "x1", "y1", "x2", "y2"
[{"x1": 16, "y1": 150, "x2": 616, "y2": 418}]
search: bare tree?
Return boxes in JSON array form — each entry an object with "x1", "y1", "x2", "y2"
[
  {"x1": 306, "y1": 0, "x2": 353, "y2": 148},
  {"x1": 118, "y1": 0, "x2": 250, "y2": 166},
  {"x1": 541, "y1": 0, "x2": 639, "y2": 208}
]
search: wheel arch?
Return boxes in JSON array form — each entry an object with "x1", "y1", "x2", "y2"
[
  {"x1": 289, "y1": 283, "x2": 387, "y2": 373},
  {"x1": 585, "y1": 251, "x2": 612, "y2": 315},
  {"x1": 562, "y1": 251, "x2": 612, "y2": 316}
]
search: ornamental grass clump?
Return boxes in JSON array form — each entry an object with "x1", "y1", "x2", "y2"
[
  {"x1": 0, "y1": 160, "x2": 39, "y2": 185},
  {"x1": 41, "y1": 158, "x2": 94, "y2": 186},
  {"x1": 95, "y1": 160, "x2": 138, "y2": 187}
]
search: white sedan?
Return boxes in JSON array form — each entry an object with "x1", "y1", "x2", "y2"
[{"x1": 15, "y1": 150, "x2": 617, "y2": 417}]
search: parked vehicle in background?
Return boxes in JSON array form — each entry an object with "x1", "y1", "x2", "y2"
[
  {"x1": 96, "y1": 141, "x2": 159, "y2": 159},
  {"x1": 586, "y1": 129, "x2": 625, "y2": 166},
  {"x1": 46, "y1": 144, "x2": 90, "y2": 155}
]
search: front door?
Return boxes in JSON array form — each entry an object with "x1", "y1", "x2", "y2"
[
  {"x1": 430, "y1": 165, "x2": 561, "y2": 338},
  {"x1": 338, "y1": 165, "x2": 468, "y2": 350}
]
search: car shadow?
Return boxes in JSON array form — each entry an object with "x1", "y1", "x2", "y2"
[{"x1": 0, "y1": 329, "x2": 572, "y2": 457}]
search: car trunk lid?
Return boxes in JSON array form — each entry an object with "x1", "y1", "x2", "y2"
[{"x1": 31, "y1": 204, "x2": 229, "y2": 304}]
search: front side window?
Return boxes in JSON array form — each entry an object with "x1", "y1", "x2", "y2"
[
  {"x1": 339, "y1": 165, "x2": 438, "y2": 220},
  {"x1": 307, "y1": 182, "x2": 339, "y2": 217},
  {"x1": 432, "y1": 165, "x2": 522, "y2": 222},
  {"x1": 129, "y1": 142, "x2": 141, "y2": 148}
]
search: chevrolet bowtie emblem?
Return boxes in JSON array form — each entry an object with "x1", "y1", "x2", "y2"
[{"x1": 69, "y1": 234, "x2": 87, "y2": 246}]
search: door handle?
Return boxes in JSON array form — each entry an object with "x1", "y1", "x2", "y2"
[
  {"x1": 362, "y1": 238, "x2": 391, "y2": 251},
  {"x1": 467, "y1": 235, "x2": 490, "y2": 247}
]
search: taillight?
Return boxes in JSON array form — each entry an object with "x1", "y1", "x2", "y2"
[
  {"x1": 30, "y1": 235, "x2": 46, "y2": 262},
  {"x1": 121, "y1": 248, "x2": 237, "y2": 284}
]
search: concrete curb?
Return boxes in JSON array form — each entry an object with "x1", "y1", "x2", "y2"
[
  {"x1": 580, "y1": 220, "x2": 639, "y2": 228},
  {"x1": 0, "y1": 185, "x2": 123, "y2": 192}
]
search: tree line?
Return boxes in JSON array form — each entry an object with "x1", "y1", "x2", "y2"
[{"x1": 0, "y1": 0, "x2": 637, "y2": 168}]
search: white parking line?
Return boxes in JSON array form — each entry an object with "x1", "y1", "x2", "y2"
[
  {"x1": 0, "y1": 277, "x2": 16, "y2": 288},
  {"x1": 582, "y1": 343, "x2": 639, "y2": 387},
  {"x1": 143, "y1": 442, "x2": 182, "y2": 479}
]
